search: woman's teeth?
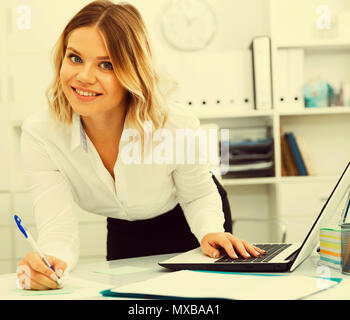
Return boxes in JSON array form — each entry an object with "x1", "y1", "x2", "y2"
[{"x1": 74, "y1": 88, "x2": 100, "y2": 97}]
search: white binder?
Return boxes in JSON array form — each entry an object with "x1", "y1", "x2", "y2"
[
  {"x1": 159, "y1": 50, "x2": 254, "y2": 112},
  {"x1": 229, "y1": 50, "x2": 254, "y2": 111},
  {"x1": 276, "y1": 49, "x2": 289, "y2": 108},
  {"x1": 252, "y1": 36, "x2": 272, "y2": 110},
  {"x1": 190, "y1": 51, "x2": 254, "y2": 111},
  {"x1": 276, "y1": 49, "x2": 305, "y2": 110},
  {"x1": 287, "y1": 49, "x2": 305, "y2": 109}
]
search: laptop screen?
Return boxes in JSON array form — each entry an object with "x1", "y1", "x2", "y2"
[{"x1": 290, "y1": 162, "x2": 350, "y2": 271}]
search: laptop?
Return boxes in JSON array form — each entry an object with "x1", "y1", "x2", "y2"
[{"x1": 159, "y1": 162, "x2": 350, "y2": 273}]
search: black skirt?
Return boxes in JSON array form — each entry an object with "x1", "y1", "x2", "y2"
[{"x1": 106, "y1": 174, "x2": 232, "y2": 260}]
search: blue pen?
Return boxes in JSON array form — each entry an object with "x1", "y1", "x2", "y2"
[
  {"x1": 342, "y1": 190, "x2": 350, "y2": 224},
  {"x1": 14, "y1": 214, "x2": 63, "y2": 287},
  {"x1": 339, "y1": 190, "x2": 350, "y2": 225},
  {"x1": 344, "y1": 198, "x2": 350, "y2": 223}
]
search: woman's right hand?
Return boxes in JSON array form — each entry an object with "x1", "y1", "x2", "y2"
[{"x1": 16, "y1": 252, "x2": 67, "y2": 290}]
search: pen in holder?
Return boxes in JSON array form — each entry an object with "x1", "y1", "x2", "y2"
[
  {"x1": 339, "y1": 189, "x2": 350, "y2": 226},
  {"x1": 341, "y1": 223, "x2": 350, "y2": 274},
  {"x1": 340, "y1": 190, "x2": 350, "y2": 274}
]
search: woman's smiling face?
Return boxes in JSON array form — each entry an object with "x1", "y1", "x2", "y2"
[{"x1": 60, "y1": 26, "x2": 127, "y2": 118}]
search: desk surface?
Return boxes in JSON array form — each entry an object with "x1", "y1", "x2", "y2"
[
  {"x1": 73, "y1": 253, "x2": 178, "y2": 292},
  {"x1": 1, "y1": 251, "x2": 350, "y2": 300},
  {"x1": 71, "y1": 251, "x2": 350, "y2": 300}
]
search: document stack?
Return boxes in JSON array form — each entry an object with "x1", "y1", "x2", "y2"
[
  {"x1": 221, "y1": 137, "x2": 274, "y2": 179},
  {"x1": 319, "y1": 228, "x2": 341, "y2": 270}
]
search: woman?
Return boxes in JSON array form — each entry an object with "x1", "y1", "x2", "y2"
[{"x1": 17, "y1": 0, "x2": 265, "y2": 290}]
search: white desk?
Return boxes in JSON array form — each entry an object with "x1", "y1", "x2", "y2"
[
  {"x1": 1, "y1": 251, "x2": 350, "y2": 299},
  {"x1": 71, "y1": 251, "x2": 350, "y2": 300}
]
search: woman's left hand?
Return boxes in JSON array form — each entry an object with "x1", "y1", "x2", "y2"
[{"x1": 200, "y1": 232, "x2": 266, "y2": 259}]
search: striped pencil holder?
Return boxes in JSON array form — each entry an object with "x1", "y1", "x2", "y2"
[{"x1": 319, "y1": 227, "x2": 341, "y2": 270}]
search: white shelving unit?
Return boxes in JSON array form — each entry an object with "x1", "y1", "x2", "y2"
[
  {"x1": 187, "y1": 0, "x2": 350, "y2": 243},
  {"x1": 192, "y1": 105, "x2": 346, "y2": 241},
  {"x1": 191, "y1": 105, "x2": 347, "y2": 185}
]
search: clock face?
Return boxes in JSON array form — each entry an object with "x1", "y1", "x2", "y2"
[{"x1": 161, "y1": 0, "x2": 216, "y2": 51}]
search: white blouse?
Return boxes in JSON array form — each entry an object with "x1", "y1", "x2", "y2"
[{"x1": 20, "y1": 102, "x2": 225, "y2": 270}]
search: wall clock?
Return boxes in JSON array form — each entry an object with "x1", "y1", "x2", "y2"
[{"x1": 161, "y1": 0, "x2": 217, "y2": 51}]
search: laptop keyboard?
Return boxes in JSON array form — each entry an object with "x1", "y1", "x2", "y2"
[{"x1": 215, "y1": 243, "x2": 292, "y2": 263}]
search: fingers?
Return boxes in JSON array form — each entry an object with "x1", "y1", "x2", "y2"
[
  {"x1": 215, "y1": 236, "x2": 239, "y2": 259},
  {"x1": 201, "y1": 234, "x2": 238, "y2": 259},
  {"x1": 19, "y1": 273, "x2": 48, "y2": 291},
  {"x1": 227, "y1": 234, "x2": 266, "y2": 258},
  {"x1": 201, "y1": 233, "x2": 266, "y2": 260},
  {"x1": 47, "y1": 255, "x2": 67, "y2": 278},
  {"x1": 201, "y1": 240, "x2": 222, "y2": 259},
  {"x1": 16, "y1": 252, "x2": 68, "y2": 290},
  {"x1": 17, "y1": 262, "x2": 58, "y2": 290},
  {"x1": 252, "y1": 245, "x2": 266, "y2": 255},
  {"x1": 228, "y1": 235, "x2": 251, "y2": 258},
  {"x1": 29, "y1": 267, "x2": 59, "y2": 289},
  {"x1": 25, "y1": 252, "x2": 58, "y2": 281}
]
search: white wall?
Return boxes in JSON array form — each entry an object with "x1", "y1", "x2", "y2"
[{"x1": 126, "y1": 0, "x2": 269, "y2": 52}]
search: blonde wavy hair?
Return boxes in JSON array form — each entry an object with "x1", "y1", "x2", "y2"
[{"x1": 46, "y1": 0, "x2": 170, "y2": 138}]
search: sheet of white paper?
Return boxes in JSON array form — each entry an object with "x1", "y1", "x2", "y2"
[
  {"x1": 0, "y1": 273, "x2": 113, "y2": 300},
  {"x1": 111, "y1": 270, "x2": 339, "y2": 300}
]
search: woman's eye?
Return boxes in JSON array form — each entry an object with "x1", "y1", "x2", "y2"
[
  {"x1": 101, "y1": 62, "x2": 113, "y2": 70},
  {"x1": 67, "y1": 53, "x2": 113, "y2": 70},
  {"x1": 68, "y1": 54, "x2": 82, "y2": 63}
]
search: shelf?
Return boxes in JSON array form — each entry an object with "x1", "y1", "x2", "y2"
[
  {"x1": 221, "y1": 177, "x2": 276, "y2": 186},
  {"x1": 10, "y1": 108, "x2": 275, "y2": 125},
  {"x1": 278, "y1": 106, "x2": 350, "y2": 116},
  {"x1": 191, "y1": 107, "x2": 274, "y2": 119},
  {"x1": 221, "y1": 175, "x2": 338, "y2": 186},
  {"x1": 275, "y1": 38, "x2": 350, "y2": 52},
  {"x1": 191, "y1": 106, "x2": 350, "y2": 119},
  {"x1": 11, "y1": 107, "x2": 350, "y2": 124},
  {"x1": 276, "y1": 176, "x2": 338, "y2": 184}
]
